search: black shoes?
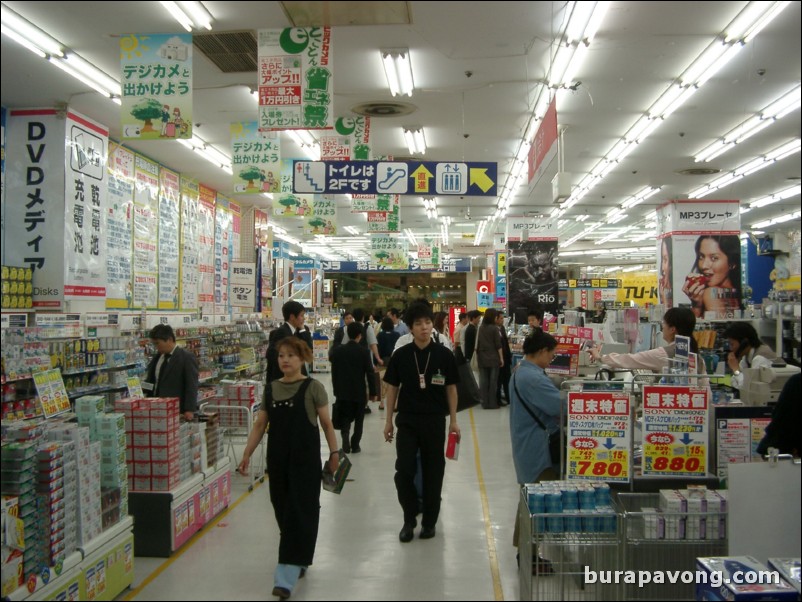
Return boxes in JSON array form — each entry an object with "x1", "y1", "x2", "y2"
[
  {"x1": 272, "y1": 586, "x2": 291, "y2": 599},
  {"x1": 399, "y1": 523, "x2": 415, "y2": 542},
  {"x1": 419, "y1": 526, "x2": 436, "y2": 539},
  {"x1": 351, "y1": 445, "x2": 361, "y2": 453},
  {"x1": 342, "y1": 441, "x2": 351, "y2": 454}
]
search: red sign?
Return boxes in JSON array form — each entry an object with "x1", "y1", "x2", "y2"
[
  {"x1": 528, "y1": 98, "x2": 558, "y2": 184},
  {"x1": 476, "y1": 280, "x2": 491, "y2": 294},
  {"x1": 448, "y1": 306, "x2": 466, "y2": 342}
]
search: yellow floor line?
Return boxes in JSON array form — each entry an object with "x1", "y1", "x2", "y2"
[
  {"x1": 469, "y1": 408, "x2": 505, "y2": 601},
  {"x1": 123, "y1": 477, "x2": 265, "y2": 601}
]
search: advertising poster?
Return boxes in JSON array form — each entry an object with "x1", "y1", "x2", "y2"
[
  {"x1": 257, "y1": 27, "x2": 333, "y2": 131},
  {"x1": 642, "y1": 385, "x2": 709, "y2": 477},
  {"x1": 657, "y1": 200, "x2": 741, "y2": 318},
  {"x1": 179, "y1": 178, "x2": 199, "y2": 311},
  {"x1": 158, "y1": 168, "x2": 180, "y2": 309},
  {"x1": 106, "y1": 144, "x2": 134, "y2": 309},
  {"x1": 546, "y1": 335, "x2": 581, "y2": 376},
  {"x1": 495, "y1": 251, "x2": 507, "y2": 302},
  {"x1": 274, "y1": 192, "x2": 313, "y2": 218},
  {"x1": 366, "y1": 201, "x2": 400, "y2": 233},
  {"x1": 303, "y1": 197, "x2": 337, "y2": 235},
  {"x1": 617, "y1": 272, "x2": 659, "y2": 306},
  {"x1": 198, "y1": 185, "x2": 216, "y2": 315},
  {"x1": 214, "y1": 196, "x2": 233, "y2": 314},
  {"x1": 370, "y1": 235, "x2": 408, "y2": 270},
  {"x1": 231, "y1": 122, "x2": 280, "y2": 194},
  {"x1": 231, "y1": 262, "x2": 257, "y2": 309},
  {"x1": 320, "y1": 116, "x2": 371, "y2": 161},
  {"x1": 33, "y1": 368, "x2": 71, "y2": 418},
  {"x1": 417, "y1": 236, "x2": 440, "y2": 268},
  {"x1": 351, "y1": 193, "x2": 397, "y2": 213},
  {"x1": 507, "y1": 239, "x2": 559, "y2": 323},
  {"x1": 291, "y1": 268, "x2": 313, "y2": 308},
  {"x1": 229, "y1": 199, "x2": 241, "y2": 262},
  {"x1": 567, "y1": 391, "x2": 632, "y2": 483},
  {"x1": 64, "y1": 111, "x2": 108, "y2": 300},
  {"x1": 120, "y1": 33, "x2": 193, "y2": 140},
  {"x1": 133, "y1": 155, "x2": 159, "y2": 308}
]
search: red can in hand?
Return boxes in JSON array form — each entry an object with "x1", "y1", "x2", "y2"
[{"x1": 446, "y1": 431, "x2": 460, "y2": 461}]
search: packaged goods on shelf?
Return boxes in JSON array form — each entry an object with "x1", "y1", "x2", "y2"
[{"x1": 696, "y1": 556, "x2": 798, "y2": 601}]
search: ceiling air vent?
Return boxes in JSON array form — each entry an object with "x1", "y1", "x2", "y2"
[
  {"x1": 351, "y1": 101, "x2": 417, "y2": 117},
  {"x1": 194, "y1": 30, "x2": 257, "y2": 73},
  {"x1": 675, "y1": 167, "x2": 722, "y2": 176}
]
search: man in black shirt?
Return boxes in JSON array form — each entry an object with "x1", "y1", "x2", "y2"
[{"x1": 383, "y1": 301, "x2": 460, "y2": 542}]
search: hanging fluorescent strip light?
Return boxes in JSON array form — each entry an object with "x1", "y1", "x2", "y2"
[
  {"x1": 752, "y1": 209, "x2": 801, "y2": 230},
  {"x1": 62, "y1": 53, "x2": 121, "y2": 96},
  {"x1": 177, "y1": 1, "x2": 213, "y2": 30},
  {"x1": 747, "y1": 184, "x2": 801, "y2": 210},
  {"x1": 48, "y1": 57, "x2": 113, "y2": 98},
  {"x1": 403, "y1": 127, "x2": 426, "y2": 155},
  {"x1": 287, "y1": 129, "x2": 317, "y2": 147},
  {"x1": 160, "y1": 1, "x2": 193, "y2": 31},
  {"x1": 404, "y1": 229, "x2": 418, "y2": 246},
  {"x1": 344, "y1": 226, "x2": 361, "y2": 236},
  {"x1": 1, "y1": 5, "x2": 64, "y2": 56},
  {"x1": 381, "y1": 49, "x2": 414, "y2": 97}
]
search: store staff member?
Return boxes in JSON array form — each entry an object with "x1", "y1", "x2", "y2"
[
  {"x1": 144, "y1": 323, "x2": 199, "y2": 421},
  {"x1": 383, "y1": 301, "x2": 460, "y2": 543},
  {"x1": 723, "y1": 322, "x2": 777, "y2": 390}
]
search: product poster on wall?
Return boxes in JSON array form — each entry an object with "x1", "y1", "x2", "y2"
[
  {"x1": 120, "y1": 33, "x2": 193, "y2": 140},
  {"x1": 179, "y1": 178, "x2": 199, "y2": 311},
  {"x1": 106, "y1": 144, "x2": 135, "y2": 309},
  {"x1": 231, "y1": 122, "x2": 280, "y2": 194},
  {"x1": 507, "y1": 239, "x2": 559, "y2": 323},
  {"x1": 197, "y1": 185, "x2": 216, "y2": 315},
  {"x1": 133, "y1": 155, "x2": 159, "y2": 308},
  {"x1": 229, "y1": 200, "x2": 242, "y2": 263},
  {"x1": 257, "y1": 27, "x2": 333, "y2": 131},
  {"x1": 657, "y1": 200, "x2": 741, "y2": 319},
  {"x1": 64, "y1": 112, "x2": 109, "y2": 300},
  {"x1": 158, "y1": 168, "x2": 180, "y2": 309}
]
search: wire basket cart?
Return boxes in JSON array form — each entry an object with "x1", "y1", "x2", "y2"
[
  {"x1": 519, "y1": 488, "x2": 622, "y2": 601},
  {"x1": 201, "y1": 401, "x2": 265, "y2": 490},
  {"x1": 615, "y1": 492, "x2": 727, "y2": 601}
]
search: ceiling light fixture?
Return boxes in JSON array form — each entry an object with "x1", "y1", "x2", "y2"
[
  {"x1": 403, "y1": 127, "x2": 427, "y2": 155},
  {"x1": 752, "y1": 209, "x2": 801, "y2": 230},
  {"x1": 159, "y1": 1, "x2": 213, "y2": 31},
  {"x1": 1, "y1": 4, "x2": 64, "y2": 56},
  {"x1": 381, "y1": 49, "x2": 414, "y2": 97},
  {"x1": 344, "y1": 226, "x2": 361, "y2": 236},
  {"x1": 404, "y1": 228, "x2": 418, "y2": 246}
]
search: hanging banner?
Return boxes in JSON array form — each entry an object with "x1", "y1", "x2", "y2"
[
  {"x1": 370, "y1": 235, "x2": 408, "y2": 270},
  {"x1": 617, "y1": 272, "x2": 659, "y2": 306},
  {"x1": 158, "y1": 168, "x2": 180, "y2": 309},
  {"x1": 505, "y1": 216, "x2": 558, "y2": 242},
  {"x1": 214, "y1": 196, "x2": 233, "y2": 314},
  {"x1": 133, "y1": 155, "x2": 159, "y2": 308},
  {"x1": 641, "y1": 385, "x2": 709, "y2": 477},
  {"x1": 291, "y1": 268, "x2": 314, "y2": 308},
  {"x1": 567, "y1": 392, "x2": 632, "y2": 483},
  {"x1": 320, "y1": 116, "x2": 371, "y2": 161},
  {"x1": 64, "y1": 111, "x2": 108, "y2": 300},
  {"x1": 106, "y1": 144, "x2": 135, "y2": 309},
  {"x1": 230, "y1": 200, "x2": 242, "y2": 262},
  {"x1": 351, "y1": 193, "x2": 398, "y2": 214},
  {"x1": 120, "y1": 33, "x2": 193, "y2": 140},
  {"x1": 528, "y1": 97, "x2": 558, "y2": 186},
  {"x1": 257, "y1": 27, "x2": 333, "y2": 130},
  {"x1": 320, "y1": 257, "x2": 472, "y2": 273},
  {"x1": 367, "y1": 198, "x2": 400, "y2": 233},
  {"x1": 179, "y1": 177, "x2": 199, "y2": 311},
  {"x1": 5, "y1": 110, "x2": 65, "y2": 308},
  {"x1": 198, "y1": 185, "x2": 216, "y2": 315},
  {"x1": 231, "y1": 262, "x2": 257, "y2": 309},
  {"x1": 303, "y1": 197, "x2": 337, "y2": 235},
  {"x1": 657, "y1": 200, "x2": 741, "y2": 318},
  {"x1": 274, "y1": 192, "x2": 313, "y2": 218},
  {"x1": 231, "y1": 122, "x2": 281, "y2": 194},
  {"x1": 507, "y1": 239, "x2": 559, "y2": 323},
  {"x1": 495, "y1": 251, "x2": 507, "y2": 302},
  {"x1": 418, "y1": 236, "x2": 440, "y2": 268}
]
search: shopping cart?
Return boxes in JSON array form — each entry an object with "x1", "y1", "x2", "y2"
[{"x1": 201, "y1": 401, "x2": 265, "y2": 491}]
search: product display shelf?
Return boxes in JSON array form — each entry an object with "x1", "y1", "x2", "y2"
[
  {"x1": 5, "y1": 517, "x2": 134, "y2": 602},
  {"x1": 127, "y1": 457, "x2": 231, "y2": 558}
]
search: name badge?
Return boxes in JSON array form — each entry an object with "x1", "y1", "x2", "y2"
[{"x1": 431, "y1": 372, "x2": 446, "y2": 386}]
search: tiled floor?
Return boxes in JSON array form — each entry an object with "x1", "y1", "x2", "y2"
[{"x1": 122, "y1": 373, "x2": 523, "y2": 601}]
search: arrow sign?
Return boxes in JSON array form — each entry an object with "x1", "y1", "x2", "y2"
[
  {"x1": 411, "y1": 164, "x2": 434, "y2": 193},
  {"x1": 470, "y1": 167, "x2": 494, "y2": 193},
  {"x1": 680, "y1": 433, "x2": 693, "y2": 445},
  {"x1": 603, "y1": 437, "x2": 616, "y2": 450}
]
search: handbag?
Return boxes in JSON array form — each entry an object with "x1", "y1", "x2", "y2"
[
  {"x1": 512, "y1": 374, "x2": 561, "y2": 465},
  {"x1": 456, "y1": 361, "x2": 482, "y2": 412},
  {"x1": 322, "y1": 450, "x2": 352, "y2": 494}
]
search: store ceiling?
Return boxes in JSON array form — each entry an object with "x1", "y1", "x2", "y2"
[{"x1": 1, "y1": 1, "x2": 800, "y2": 265}]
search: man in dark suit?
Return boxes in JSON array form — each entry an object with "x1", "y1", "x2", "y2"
[
  {"x1": 266, "y1": 300, "x2": 313, "y2": 382},
  {"x1": 496, "y1": 311, "x2": 513, "y2": 406},
  {"x1": 330, "y1": 322, "x2": 377, "y2": 453},
  {"x1": 145, "y1": 323, "x2": 199, "y2": 420},
  {"x1": 328, "y1": 310, "x2": 354, "y2": 360},
  {"x1": 463, "y1": 310, "x2": 482, "y2": 362}
]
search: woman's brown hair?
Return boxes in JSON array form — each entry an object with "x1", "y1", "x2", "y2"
[{"x1": 276, "y1": 336, "x2": 313, "y2": 364}]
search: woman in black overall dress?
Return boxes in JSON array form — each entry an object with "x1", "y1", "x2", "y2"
[{"x1": 239, "y1": 337, "x2": 340, "y2": 600}]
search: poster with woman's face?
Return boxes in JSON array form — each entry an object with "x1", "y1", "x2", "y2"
[
  {"x1": 657, "y1": 235, "x2": 673, "y2": 308},
  {"x1": 672, "y1": 233, "x2": 742, "y2": 319}
]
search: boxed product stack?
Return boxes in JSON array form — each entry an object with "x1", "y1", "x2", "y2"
[
  {"x1": 696, "y1": 556, "x2": 798, "y2": 601},
  {"x1": 0, "y1": 441, "x2": 43, "y2": 585},
  {"x1": 639, "y1": 488, "x2": 727, "y2": 540},
  {"x1": 95, "y1": 413, "x2": 128, "y2": 530},
  {"x1": 1, "y1": 496, "x2": 25, "y2": 597},
  {"x1": 45, "y1": 423, "x2": 102, "y2": 545},
  {"x1": 115, "y1": 397, "x2": 182, "y2": 492},
  {"x1": 200, "y1": 413, "x2": 225, "y2": 469},
  {"x1": 36, "y1": 443, "x2": 77, "y2": 567},
  {"x1": 178, "y1": 422, "x2": 203, "y2": 482},
  {"x1": 524, "y1": 481, "x2": 617, "y2": 534},
  {"x1": 1, "y1": 265, "x2": 33, "y2": 310},
  {"x1": 220, "y1": 380, "x2": 261, "y2": 425},
  {"x1": 767, "y1": 558, "x2": 801, "y2": 596}
]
